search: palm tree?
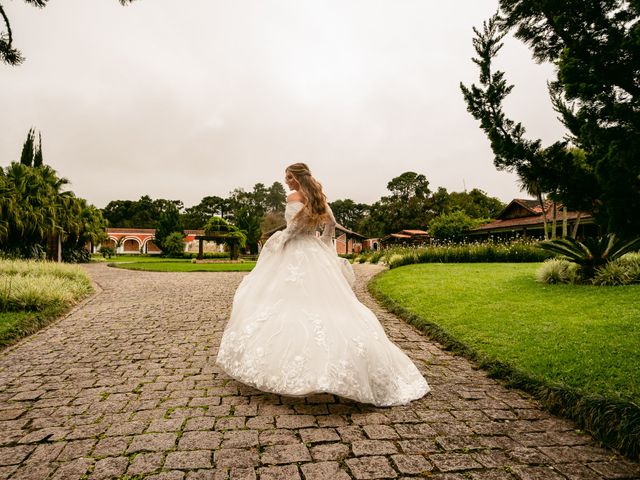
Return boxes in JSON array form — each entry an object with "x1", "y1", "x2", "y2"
[
  {"x1": 517, "y1": 175, "x2": 549, "y2": 240},
  {"x1": 0, "y1": 171, "x2": 11, "y2": 242},
  {"x1": 1, "y1": 162, "x2": 68, "y2": 257},
  {"x1": 2, "y1": 163, "x2": 46, "y2": 247}
]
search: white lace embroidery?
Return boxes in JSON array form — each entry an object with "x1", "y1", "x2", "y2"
[
  {"x1": 303, "y1": 310, "x2": 327, "y2": 349},
  {"x1": 351, "y1": 336, "x2": 366, "y2": 357},
  {"x1": 285, "y1": 264, "x2": 304, "y2": 283}
]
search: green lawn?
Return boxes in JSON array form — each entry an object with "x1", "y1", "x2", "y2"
[
  {"x1": 0, "y1": 310, "x2": 64, "y2": 349},
  {"x1": 371, "y1": 263, "x2": 640, "y2": 403},
  {"x1": 108, "y1": 259, "x2": 256, "y2": 272},
  {"x1": 93, "y1": 255, "x2": 189, "y2": 263}
]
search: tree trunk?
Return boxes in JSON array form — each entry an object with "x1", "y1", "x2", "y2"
[
  {"x1": 537, "y1": 191, "x2": 549, "y2": 240},
  {"x1": 571, "y1": 212, "x2": 583, "y2": 239},
  {"x1": 562, "y1": 206, "x2": 568, "y2": 238},
  {"x1": 551, "y1": 202, "x2": 557, "y2": 239},
  {"x1": 230, "y1": 242, "x2": 239, "y2": 260}
]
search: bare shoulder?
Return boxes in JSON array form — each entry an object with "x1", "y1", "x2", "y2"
[{"x1": 287, "y1": 192, "x2": 305, "y2": 203}]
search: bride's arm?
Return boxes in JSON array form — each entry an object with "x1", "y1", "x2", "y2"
[
  {"x1": 281, "y1": 212, "x2": 305, "y2": 245},
  {"x1": 321, "y1": 204, "x2": 337, "y2": 248},
  {"x1": 322, "y1": 203, "x2": 355, "y2": 287},
  {"x1": 267, "y1": 205, "x2": 306, "y2": 251}
]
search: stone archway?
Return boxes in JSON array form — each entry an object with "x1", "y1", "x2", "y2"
[
  {"x1": 122, "y1": 237, "x2": 141, "y2": 253},
  {"x1": 143, "y1": 238, "x2": 161, "y2": 254},
  {"x1": 101, "y1": 238, "x2": 116, "y2": 250}
]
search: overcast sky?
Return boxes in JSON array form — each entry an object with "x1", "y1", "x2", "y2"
[{"x1": 0, "y1": 0, "x2": 567, "y2": 208}]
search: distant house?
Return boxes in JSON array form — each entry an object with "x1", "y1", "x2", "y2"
[
  {"x1": 98, "y1": 228, "x2": 223, "y2": 255},
  {"x1": 362, "y1": 238, "x2": 381, "y2": 251},
  {"x1": 380, "y1": 229, "x2": 430, "y2": 247},
  {"x1": 469, "y1": 199, "x2": 596, "y2": 239},
  {"x1": 335, "y1": 226, "x2": 365, "y2": 255}
]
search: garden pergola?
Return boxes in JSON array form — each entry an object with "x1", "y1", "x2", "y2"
[{"x1": 195, "y1": 233, "x2": 241, "y2": 260}]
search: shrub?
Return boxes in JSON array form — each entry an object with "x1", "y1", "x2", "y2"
[
  {"x1": 535, "y1": 259, "x2": 580, "y2": 284},
  {"x1": 538, "y1": 234, "x2": 640, "y2": 280},
  {"x1": 387, "y1": 254, "x2": 404, "y2": 268},
  {"x1": 0, "y1": 260, "x2": 92, "y2": 312},
  {"x1": 100, "y1": 247, "x2": 114, "y2": 259},
  {"x1": 592, "y1": 253, "x2": 640, "y2": 286},
  {"x1": 383, "y1": 239, "x2": 549, "y2": 268},
  {"x1": 162, "y1": 232, "x2": 186, "y2": 258},
  {"x1": 0, "y1": 259, "x2": 88, "y2": 282},
  {"x1": 0, "y1": 244, "x2": 46, "y2": 260},
  {"x1": 353, "y1": 254, "x2": 367, "y2": 263},
  {"x1": 62, "y1": 246, "x2": 91, "y2": 264},
  {"x1": 428, "y1": 210, "x2": 485, "y2": 241},
  {"x1": 369, "y1": 251, "x2": 385, "y2": 264},
  {"x1": 182, "y1": 252, "x2": 229, "y2": 259}
]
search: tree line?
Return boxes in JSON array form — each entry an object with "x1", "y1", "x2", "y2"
[
  {"x1": 102, "y1": 171, "x2": 506, "y2": 252},
  {"x1": 1, "y1": 128, "x2": 504, "y2": 261},
  {"x1": 102, "y1": 182, "x2": 288, "y2": 254}
]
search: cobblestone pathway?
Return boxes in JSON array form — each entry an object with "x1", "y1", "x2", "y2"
[{"x1": 0, "y1": 263, "x2": 638, "y2": 480}]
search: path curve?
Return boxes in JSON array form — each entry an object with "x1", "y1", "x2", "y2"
[{"x1": 0, "y1": 263, "x2": 637, "y2": 480}]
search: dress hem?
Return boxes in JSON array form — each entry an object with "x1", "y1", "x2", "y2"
[{"x1": 217, "y1": 360, "x2": 431, "y2": 408}]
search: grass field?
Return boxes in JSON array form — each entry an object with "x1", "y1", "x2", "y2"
[
  {"x1": 107, "y1": 258, "x2": 256, "y2": 272},
  {"x1": 371, "y1": 263, "x2": 640, "y2": 402},
  {"x1": 93, "y1": 255, "x2": 187, "y2": 263}
]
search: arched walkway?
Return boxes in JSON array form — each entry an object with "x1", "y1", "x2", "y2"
[{"x1": 122, "y1": 237, "x2": 141, "y2": 254}]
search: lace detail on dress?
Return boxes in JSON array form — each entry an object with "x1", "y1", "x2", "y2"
[
  {"x1": 303, "y1": 310, "x2": 328, "y2": 349},
  {"x1": 285, "y1": 264, "x2": 304, "y2": 283}
]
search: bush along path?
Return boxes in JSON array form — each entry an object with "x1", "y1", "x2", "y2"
[
  {"x1": 0, "y1": 260, "x2": 94, "y2": 350},
  {"x1": 0, "y1": 263, "x2": 636, "y2": 479}
]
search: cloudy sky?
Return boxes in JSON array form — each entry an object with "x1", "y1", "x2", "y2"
[{"x1": 0, "y1": 0, "x2": 567, "y2": 208}]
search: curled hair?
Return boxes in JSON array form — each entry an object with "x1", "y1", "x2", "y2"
[{"x1": 286, "y1": 163, "x2": 328, "y2": 227}]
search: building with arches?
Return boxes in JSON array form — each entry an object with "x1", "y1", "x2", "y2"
[{"x1": 97, "y1": 228, "x2": 223, "y2": 255}]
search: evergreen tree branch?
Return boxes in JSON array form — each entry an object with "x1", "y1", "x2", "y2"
[
  {"x1": 2, "y1": 0, "x2": 136, "y2": 66},
  {"x1": 0, "y1": 3, "x2": 24, "y2": 65}
]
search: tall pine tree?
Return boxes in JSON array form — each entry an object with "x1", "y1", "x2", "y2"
[
  {"x1": 19, "y1": 128, "x2": 44, "y2": 167},
  {"x1": 33, "y1": 132, "x2": 43, "y2": 167},
  {"x1": 461, "y1": 3, "x2": 639, "y2": 237},
  {"x1": 19, "y1": 128, "x2": 35, "y2": 166}
]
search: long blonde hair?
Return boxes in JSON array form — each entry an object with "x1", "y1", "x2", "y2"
[{"x1": 286, "y1": 163, "x2": 328, "y2": 227}]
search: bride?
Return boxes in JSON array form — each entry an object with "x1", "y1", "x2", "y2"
[{"x1": 216, "y1": 163, "x2": 429, "y2": 406}]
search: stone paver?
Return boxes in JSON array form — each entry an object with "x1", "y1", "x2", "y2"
[{"x1": 0, "y1": 263, "x2": 637, "y2": 479}]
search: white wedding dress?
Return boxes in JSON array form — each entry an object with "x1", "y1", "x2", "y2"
[{"x1": 216, "y1": 201, "x2": 429, "y2": 406}]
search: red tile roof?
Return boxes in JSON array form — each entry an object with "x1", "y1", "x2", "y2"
[
  {"x1": 473, "y1": 207, "x2": 593, "y2": 231},
  {"x1": 107, "y1": 228, "x2": 156, "y2": 233}
]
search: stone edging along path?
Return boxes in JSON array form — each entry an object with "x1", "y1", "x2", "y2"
[{"x1": 0, "y1": 262, "x2": 636, "y2": 479}]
